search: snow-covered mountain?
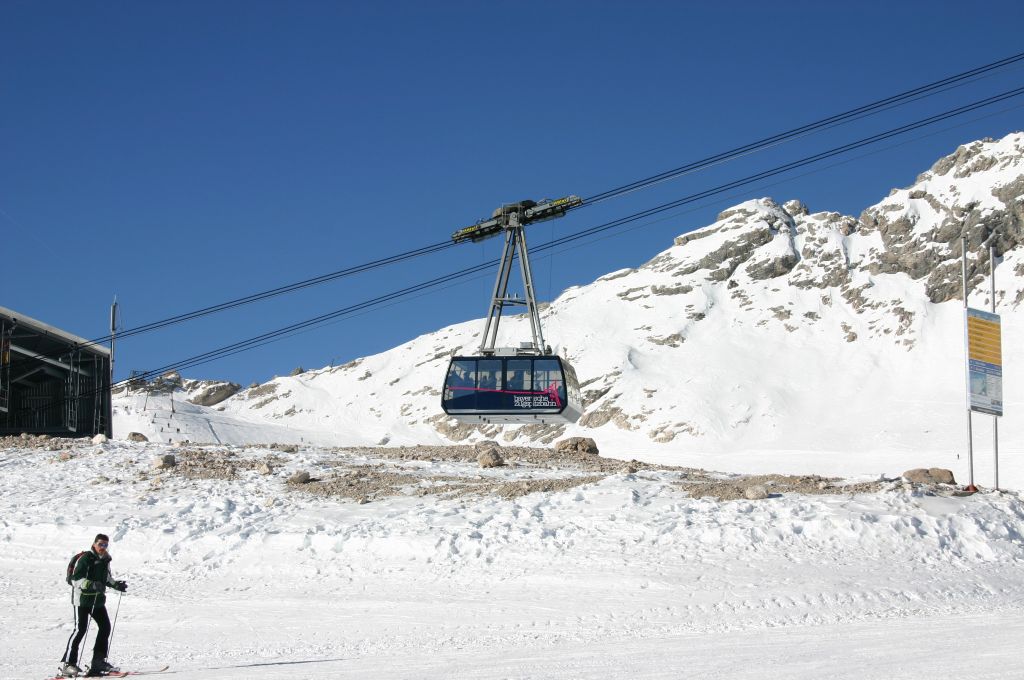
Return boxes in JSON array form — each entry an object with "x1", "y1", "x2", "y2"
[{"x1": 115, "y1": 132, "x2": 1024, "y2": 472}]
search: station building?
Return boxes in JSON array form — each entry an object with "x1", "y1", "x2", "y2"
[{"x1": 0, "y1": 306, "x2": 112, "y2": 437}]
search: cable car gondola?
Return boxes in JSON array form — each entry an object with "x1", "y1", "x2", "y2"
[
  {"x1": 440, "y1": 196, "x2": 584, "y2": 425},
  {"x1": 442, "y1": 352, "x2": 582, "y2": 424}
]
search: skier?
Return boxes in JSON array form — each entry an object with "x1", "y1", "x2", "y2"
[{"x1": 59, "y1": 534, "x2": 127, "y2": 677}]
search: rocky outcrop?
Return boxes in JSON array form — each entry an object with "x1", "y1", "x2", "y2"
[{"x1": 184, "y1": 380, "x2": 242, "y2": 407}]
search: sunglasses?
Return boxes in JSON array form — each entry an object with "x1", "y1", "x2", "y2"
[{"x1": 96, "y1": 542, "x2": 109, "y2": 547}]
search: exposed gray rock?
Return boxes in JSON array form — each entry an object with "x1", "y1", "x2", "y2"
[
  {"x1": 91, "y1": 434, "x2": 108, "y2": 445},
  {"x1": 287, "y1": 470, "x2": 311, "y2": 484},
  {"x1": 257, "y1": 462, "x2": 274, "y2": 475},
  {"x1": 474, "y1": 440, "x2": 501, "y2": 454},
  {"x1": 745, "y1": 251, "x2": 799, "y2": 280},
  {"x1": 902, "y1": 468, "x2": 956, "y2": 485},
  {"x1": 477, "y1": 448, "x2": 505, "y2": 468},
  {"x1": 289, "y1": 366, "x2": 305, "y2": 376},
  {"x1": 783, "y1": 199, "x2": 809, "y2": 216},
  {"x1": 744, "y1": 484, "x2": 769, "y2": 500},
  {"x1": 555, "y1": 437, "x2": 599, "y2": 455},
  {"x1": 152, "y1": 454, "x2": 176, "y2": 469},
  {"x1": 127, "y1": 432, "x2": 149, "y2": 443},
  {"x1": 187, "y1": 381, "x2": 242, "y2": 407},
  {"x1": 651, "y1": 284, "x2": 693, "y2": 296}
]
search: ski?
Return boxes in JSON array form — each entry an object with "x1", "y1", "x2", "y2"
[
  {"x1": 47, "y1": 667, "x2": 169, "y2": 680},
  {"x1": 106, "y1": 667, "x2": 171, "y2": 677}
]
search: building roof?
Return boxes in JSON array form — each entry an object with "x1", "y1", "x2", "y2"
[{"x1": 0, "y1": 305, "x2": 111, "y2": 357}]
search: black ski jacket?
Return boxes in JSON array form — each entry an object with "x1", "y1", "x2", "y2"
[{"x1": 70, "y1": 549, "x2": 117, "y2": 608}]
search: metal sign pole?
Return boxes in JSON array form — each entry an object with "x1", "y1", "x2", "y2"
[
  {"x1": 961, "y1": 235, "x2": 977, "y2": 492},
  {"x1": 109, "y1": 299, "x2": 118, "y2": 388},
  {"x1": 990, "y1": 244, "x2": 999, "y2": 491}
]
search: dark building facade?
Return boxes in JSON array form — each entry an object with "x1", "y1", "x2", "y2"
[{"x1": 0, "y1": 306, "x2": 112, "y2": 437}]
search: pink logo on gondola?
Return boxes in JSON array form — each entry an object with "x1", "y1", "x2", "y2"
[{"x1": 447, "y1": 381, "x2": 562, "y2": 408}]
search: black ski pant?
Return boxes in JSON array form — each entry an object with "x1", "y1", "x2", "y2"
[{"x1": 62, "y1": 603, "x2": 110, "y2": 666}]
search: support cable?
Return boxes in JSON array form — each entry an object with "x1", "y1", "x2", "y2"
[
  {"x1": 123, "y1": 83, "x2": 1024, "y2": 383},
  {"x1": 8, "y1": 51, "x2": 1024, "y2": 378},
  {"x1": 575, "y1": 51, "x2": 1024, "y2": 208}
]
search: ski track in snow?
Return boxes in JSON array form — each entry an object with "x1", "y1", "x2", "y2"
[{"x1": 2, "y1": 441, "x2": 1024, "y2": 679}]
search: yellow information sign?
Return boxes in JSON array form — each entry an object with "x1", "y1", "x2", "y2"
[{"x1": 966, "y1": 308, "x2": 1002, "y2": 416}]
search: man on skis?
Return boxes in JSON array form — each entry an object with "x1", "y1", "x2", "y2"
[{"x1": 59, "y1": 534, "x2": 127, "y2": 677}]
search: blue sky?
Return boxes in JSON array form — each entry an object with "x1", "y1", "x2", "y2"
[{"x1": 3, "y1": 1, "x2": 1023, "y2": 385}]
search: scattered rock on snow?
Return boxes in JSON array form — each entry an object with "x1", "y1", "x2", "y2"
[
  {"x1": 127, "y1": 432, "x2": 149, "y2": 443},
  {"x1": 474, "y1": 440, "x2": 501, "y2": 454},
  {"x1": 288, "y1": 470, "x2": 311, "y2": 485},
  {"x1": 902, "y1": 468, "x2": 956, "y2": 485},
  {"x1": 257, "y1": 462, "x2": 274, "y2": 476},
  {"x1": 152, "y1": 454, "x2": 176, "y2": 469},
  {"x1": 744, "y1": 484, "x2": 770, "y2": 500},
  {"x1": 474, "y1": 440, "x2": 505, "y2": 468},
  {"x1": 555, "y1": 437, "x2": 599, "y2": 455},
  {"x1": 92, "y1": 434, "x2": 108, "y2": 445},
  {"x1": 477, "y1": 448, "x2": 505, "y2": 468}
]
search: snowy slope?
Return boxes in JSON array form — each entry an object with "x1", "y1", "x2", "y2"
[
  {"x1": 3, "y1": 438, "x2": 1024, "y2": 679},
  {"x1": 114, "y1": 132, "x2": 1024, "y2": 486}
]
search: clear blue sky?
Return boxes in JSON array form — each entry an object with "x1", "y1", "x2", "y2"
[{"x1": 3, "y1": 1, "x2": 1023, "y2": 385}]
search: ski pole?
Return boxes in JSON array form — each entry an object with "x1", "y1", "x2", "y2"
[{"x1": 108, "y1": 590, "x2": 123, "y2": 658}]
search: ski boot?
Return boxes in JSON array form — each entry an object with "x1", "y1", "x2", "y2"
[
  {"x1": 58, "y1": 662, "x2": 82, "y2": 677},
  {"x1": 85, "y1": 659, "x2": 119, "y2": 677}
]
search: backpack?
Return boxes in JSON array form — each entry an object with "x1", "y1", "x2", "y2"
[{"x1": 65, "y1": 551, "x2": 86, "y2": 585}]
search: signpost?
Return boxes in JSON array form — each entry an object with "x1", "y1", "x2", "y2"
[
  {"x1": 966, "y1": 308, "x2": 1003, "y2": 416},
  {"x1": 961, "y1": 236, "x2": 1003, "y2": 492}
]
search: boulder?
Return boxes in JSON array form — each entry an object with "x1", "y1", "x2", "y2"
[
  {"x1": 474, "y1": 440, "x2": 501, "y2": 454},
  {"x1": 257, "y1": 462, "x2": 274, "y2": 476},
  {"x1": 744, "y1": 484, "x2": 770, "y2": 500},
  {"x1": 127, "y1": 432, "x2": 149, "y2": 443},
  {"x1": 288, "y1": 470, "x2": 311, "y2": 485},
  {"x1": 152, "y1": 454, "x2": 176, "y2": 470},
  {"x1": 477, "y1": 448, "x2": 505, "y2": 468},
  {"x1": 289, "y1": 366, "x2": 305, "y2": 376},
  {"x1": 903, "y1": 468, "x2": 956, "y2": 485},
  {"x1": 92, "y1": 434, "x2": 108, "y2": 445},
  {"x1": 555, "y1": 437, "x2": 599, "y2": 455}
]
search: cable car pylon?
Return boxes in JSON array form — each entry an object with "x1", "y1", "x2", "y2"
[{"x1": 441, "y1": 196, "x2": 583, "y2": 424}]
